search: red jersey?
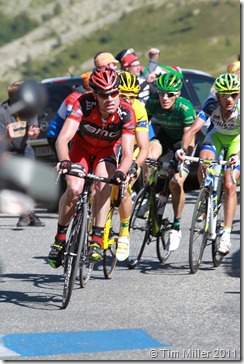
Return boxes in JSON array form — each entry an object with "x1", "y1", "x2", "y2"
[{"x1": 68, "y1": 93, "x2": 136, "y2": 148}]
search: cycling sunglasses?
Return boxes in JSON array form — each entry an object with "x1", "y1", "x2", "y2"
[
  {"x1": 219, "y1": 93, "x2": 239, "y2": 99},
  {"x1": 96, "y1": 90, "x2": 120, "y2": 99},
  {"x1": 157, "y1": 91, "x2": 178, "y2": 98}
]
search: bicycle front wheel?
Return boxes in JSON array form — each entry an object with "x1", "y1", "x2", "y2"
[
  {"x1": 156, "y1": 194, "x2": 174, "y2": 263},
  {"x1": 189, "y1": 187, "x2": 209, "y2": 274},
  {"x1": 126, "y1": 187, "x2": 150, "y2": 269},
  {"x1": 103, "y1": 207, "x2": 119, "y2": 279},
  {"x1": 212, "y1": 191, "x2": 225, "y2": 267},
  {"x1": 62, "y1": 204, "x2": 87, "y2": 309}
]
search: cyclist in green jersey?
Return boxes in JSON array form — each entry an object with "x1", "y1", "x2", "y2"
[{"x1": 146, "y1": 71, "x2": 196, "y2": 252}]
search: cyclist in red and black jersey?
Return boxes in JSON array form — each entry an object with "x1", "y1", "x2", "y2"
[{"x1": 48, "y1": 66, "x2": 136, "y2": 267}]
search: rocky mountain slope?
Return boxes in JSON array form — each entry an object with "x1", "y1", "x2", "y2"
[{"x1": 0, "y1": 0, "x2": 161, "y2": 82}]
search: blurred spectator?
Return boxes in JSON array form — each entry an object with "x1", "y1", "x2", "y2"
[
  {"x1": 117, "y1": 48, "x2": 161, "y2": 105},
  {"x1": 227, "y1": 60, "x2": 240, "y2": 77},
  {"x1": 94, "y1": 52, "x2": 119, "y2": 69},
  {"x1": 0, "y1": 81, "x2": 45, "y2": 227},
  {"x1": 47, "y1": 71, "x2": 92, "y2": 156}
]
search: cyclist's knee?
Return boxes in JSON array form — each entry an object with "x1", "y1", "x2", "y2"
[
  {"x1": 224, "y1": 180, "x2": 236, "y2": 196},
  {"x1": 65, "y1": 186, "x2": 81, "y2": 201},
  {"x1": 169, "y1": 176, "x2": 184, "y2": 190}
]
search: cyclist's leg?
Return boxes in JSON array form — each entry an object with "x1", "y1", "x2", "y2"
[
  {"x1": 89, "y1": 150, "x2": 116, "y2": 261},
  {"x1": 167, "y1": 165, "x2": 188, "y2": 251},
  {"x1": 115, "y1": 146, "x2": 139, "y2": 261},
  {"x1": 218, "y1": 134, "x2": 240, "y2": 254},
  {"x1": 197, "y1": 130, "x2": 221, "y2": 184},
  {"x1": 48, "y1": 143, "x2": 88, "y2": 268},
  {"x1": 116, "y1": 185, "x2": 132, "y2": 261}
]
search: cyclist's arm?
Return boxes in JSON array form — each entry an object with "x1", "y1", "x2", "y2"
[
  {"x1": 181, "y1": 116, "x2": 204, "y2": 150},
  {"x1": 118, "y1": 133, "x2": 135, "y2": 175},
  {"x1": 56, "y1": 117, "x2": 79, "y2": 162},
  {"x1": 135, "y1": 130, "x2": 149, "y2": 168},
  {"x1": 182, "y1": 125, "x2": 195, "y2": 151}
]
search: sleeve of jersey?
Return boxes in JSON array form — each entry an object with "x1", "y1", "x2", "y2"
[
  {"x1": 134, "y1": 100, "x2": 149, "y2": 132},
  {"x1": 196, "y1": 97, "x2": 218, "y2": 122},
  {"x1": 122, "y1": 104, "x2": 136, "y2": 136},
  {"x1": 181, "y1": 99, "x2": 196, "y2": 127},
  {"x1": 67, "y1": 99, "x2": 83, "y2": 123}
]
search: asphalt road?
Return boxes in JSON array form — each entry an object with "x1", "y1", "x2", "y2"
[{"x1": 0, "y1": 187, "x2": 240, "y2": 361}]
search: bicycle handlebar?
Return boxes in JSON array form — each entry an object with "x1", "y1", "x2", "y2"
[
  {"x1": 145, "y1": 157, "x2": 172, "y2": 170},
  {"x1": 56, "y1": 164, "x2": 125, "y2": 207},
  {"x1": 178, "y1": 156, "x2": 236, "y2": 184}
]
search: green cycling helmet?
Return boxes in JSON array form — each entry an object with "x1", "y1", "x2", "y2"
[
  {"x1": 214, "y1": 73, "x2": 240, "y2": 93},
  {"x1": 156, "y1": 71, "x2": 183, "y2": 92}
]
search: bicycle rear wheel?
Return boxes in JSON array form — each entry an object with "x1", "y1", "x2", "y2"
[
  {"x1": 189, "y1": 187, "x2": 209, "y2": 274},
  {"x1": 126, "y1": 187, "x2": 150, "y2": 269},
  {"x1": 212, "y1": 191, "x2": 225, "y2": 267},
  {"x1": 156, "y1": 194, "x2": 174, "y2": 263},
  {"x1": 103, "y1": 207, "x2": 119, "y2": 279},
  {"x1": 62, "y1": 204, "x2": 87, "y2": 309},
  {"x1": 79, "y1": 243, "x2": 94, "y2": 289}
]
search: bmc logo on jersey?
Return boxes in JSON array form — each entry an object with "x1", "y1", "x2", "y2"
[
  {"x1": 86, "y1": 100, "x2": 97, "y2": 111},
  {"x1": 83, "y1": 124, "x2": 121, "y2": 138}
]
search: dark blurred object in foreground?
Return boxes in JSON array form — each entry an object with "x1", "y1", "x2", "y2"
[
  {"x1": 0, "y1": 154, "x2": 60, "y2": 211},
  {"x1": 8, "y1": 79, "x2": 48, "y2": 118},
  {"x1": 0, "y1": 79, "x2": 59, "y2": 212}
]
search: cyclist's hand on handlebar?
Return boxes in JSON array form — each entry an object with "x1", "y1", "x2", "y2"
[
  {"x1": 229, "y1": 154, "x2": 240, "y2": 168},
  {"x1": 175, "y1": 148, "x2": 187, "y2": 161},
  {"x1": 113, "y1": 170, "x2": 126, "y2": 183},
  {"x1": 57, "y1": 159, "x2": 72, "y2": 174},
  {"x1": 128, "y1": 161, "x2": 138, "y2": 180}
]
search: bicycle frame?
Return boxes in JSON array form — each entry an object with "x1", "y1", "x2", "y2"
[
  {"x1": 102, "y1": 186, "x2": 119, "y2": 250},
  {"x1": 203, "y1": 167, "x2": 223, "y2": 240},
  {"x1": 126, "y1": 157, "x2": 174, "y2": 268},
  {"x1": 147, "y1": 170, "x2": 160, "y2": 237}
]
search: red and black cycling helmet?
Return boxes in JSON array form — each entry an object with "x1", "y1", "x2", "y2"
[{"x1": 89, "y1": 66, "x2": 120, "y2": 93}]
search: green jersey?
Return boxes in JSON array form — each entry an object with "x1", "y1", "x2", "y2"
[{"x1": 146, "y1": 95, "x2": 196, "y2": 140}]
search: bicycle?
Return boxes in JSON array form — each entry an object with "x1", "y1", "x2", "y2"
[
  {"x1": 184, "y1": 149, "x2": 236, "y2": 274},
  {"x1": 126, "y1": 157, "x2": 174, "y2": 269},
  {"x1": 58, "y1": 162, "x2": 124, "y2": 309}
]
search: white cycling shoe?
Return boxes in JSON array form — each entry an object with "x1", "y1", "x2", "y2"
[
  {"x1": 116, "y1": 236, "x2": 130, "y2": 261},
  {"x1": 217, "y1": 231, "x2": 231, "y2": 255},
  {"x1": 167, "y1": 229, "x2": 181, "y2": 252}
]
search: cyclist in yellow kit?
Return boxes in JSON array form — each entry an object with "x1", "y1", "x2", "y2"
[
  {"x1": 177, "y1": 73, "x2": 240, "y2": 255},
  {"x1": 115, "y1": 71, "x2": 149, "y2": 261}
]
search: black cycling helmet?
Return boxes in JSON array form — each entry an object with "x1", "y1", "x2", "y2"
[
  {"x1": 156, "y1": 71, "x2": 183, "y2": 92},
  {"x1": 89, "y1": 66, "x2": 120, "y2": 92}
]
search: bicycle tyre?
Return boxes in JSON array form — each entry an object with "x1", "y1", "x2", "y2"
[
  {"x1": 62, "y1": 204, "x2": 87, "y2": 309},
  {"x1": 156, "y1": 194, "x2": 174, "y2": 263},
  {"x1": 126, "y1": 187, "x2": 150, "y2": 269},
  {"x1": 103, "y1": 207, "x2": 119, "y2": 279},
  {"x1": 189, "y1": 187, "x2": 209, "y2": 274},
  {"x1": 212, "y1": 191, "x2": 225, "y2": 267},
  {"x1": 79, "y1": 195, "x2": 95, "y2": 288}
]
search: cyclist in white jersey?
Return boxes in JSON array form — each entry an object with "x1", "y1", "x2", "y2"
[{"x1": 176, "y1": 73, "x2": 240, "y2": 255}]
